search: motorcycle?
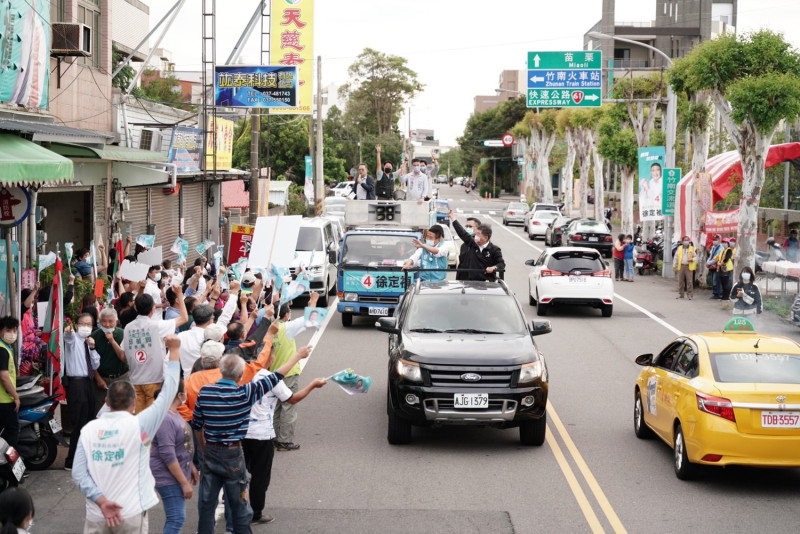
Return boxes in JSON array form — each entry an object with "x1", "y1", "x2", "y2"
[
  {"x1": 16, "y1": 376, "x2": 67, "y2": 471},
  {"x1": 635, "y1": 240, "x2": 663, "y2": 275},
  {"x1": 0, "y1": 436, "x2": 24, "y2": 492},
  {"x1": 755, "y1": 238, "x2": 785, "y2": 272}
]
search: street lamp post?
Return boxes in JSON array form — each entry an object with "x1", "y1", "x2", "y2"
[{"x1": 588, "y1": 32, "x2": 677, "y2": 279}]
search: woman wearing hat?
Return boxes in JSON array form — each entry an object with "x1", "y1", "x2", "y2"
[{"x1": 730, "y1": 266, "x2": 762, "y2": 325}]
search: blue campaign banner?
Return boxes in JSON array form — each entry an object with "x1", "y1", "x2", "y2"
[
  {"x1": 214, "y1": 65, "x2": 299, "y2": 108},
  {"x1": 167, "y1": 127, "x2": 204, "y2": 173},
  {"x1": 342, "y1": 270, "x2": 414, "y2": 293}
]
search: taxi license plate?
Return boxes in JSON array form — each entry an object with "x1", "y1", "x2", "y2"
[
  {"x1": 454, "y1": 393, "x2": 488, "y2": 408},
  {"x1": 50, "y1": 418, "x2": 62, "y2": 434},
  {"x1": 568, "y1": 276, "x2": 587, "y2": 283},
  {"x1": 761, "y1": 411, "x2": 800, "y2": 428},
  {"x1": 11, "y1": 458, "x2": 24, "y2": 482},
  {"x1": 588, "y1": 237, "x2": 599, "y2": 242},
  {"x1": 368, "y1": 307, "x2": 388, "y2": 316}
]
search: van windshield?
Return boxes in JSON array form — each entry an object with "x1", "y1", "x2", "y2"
[
  {"x1": 342, "y1": 235, "x2": 417, "y2": 266},
  {"x1": 296, "y1": 227, "x2": 324, "y2": 251}
]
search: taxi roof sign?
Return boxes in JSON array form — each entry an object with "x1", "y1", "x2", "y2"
[{"x1": 723, "y1": 317, "x2": 756, "y2": 333}]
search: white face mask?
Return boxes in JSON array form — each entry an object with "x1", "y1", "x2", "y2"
[
  {"x1": 683, "y1": 241, "x2": 690, "y2": 247},
  {"x1": 742, "y1": 273, "x2": 751, "y2": 282},
  {"x1": 425, "y1": 240, "x2": 434, "y2": 246},
  {"x1": 412, "y1": 165, "x2": 420, "y2": 173},
  {"x1": 2, "y1": 332, "x2": 17, "y2": 345},
  {"x1": 153, "y1": 273, "x2": 162, "y2": 282},
  {"x1": 78, "y1": 326, "x2": 93, "y2": 338}
]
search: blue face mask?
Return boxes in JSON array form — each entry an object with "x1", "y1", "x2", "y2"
[
  {"x1": 465, "y1": 227, "x2": 474, "y2": 235},
  {"x1": 420, "y1": 167, "x2": 427, "y2": 173},
  {"x1": 413, "y1": 165, "x2": 420, "y2": 173},
  {"x1": 425, "y1": 240, "x2": 434, "y2": 246}
]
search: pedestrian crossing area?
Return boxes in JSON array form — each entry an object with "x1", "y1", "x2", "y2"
[{"x1": 454, "y1": 208, "x2": 498, "y2": 215}]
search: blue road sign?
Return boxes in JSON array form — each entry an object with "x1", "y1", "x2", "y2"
[{"x1": 527, "y1": 69, "x2": 602, "y2": 89}]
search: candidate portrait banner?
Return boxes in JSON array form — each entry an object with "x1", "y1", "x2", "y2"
[{"x1": 638, "y1": 146, "x2": 665, "y2": 222}]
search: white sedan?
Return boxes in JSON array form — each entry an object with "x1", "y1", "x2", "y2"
[
  {"x1": 525, "y1": 247, "x2": 614, "y2": 317},
  {"x1": 526, "y1": 211, "x2": 559, "y2": 240}
]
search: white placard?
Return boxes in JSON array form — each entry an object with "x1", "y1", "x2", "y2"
[
  {"x1": 247, "y1": 215, "x2": 302, "y2": 269},
  {"x1": 119, "y1": 260, "x2": 151, "y2": 282},
  {"x1": 137, "y1": 246, "x2": 163, "y2": 267},
  {"x1": 37, "y1": 302, "x2": 48, "y2": 328}
]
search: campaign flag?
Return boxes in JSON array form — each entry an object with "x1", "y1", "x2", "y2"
[
  {"x1": 40, "y1": 258, "x2": 65, "y2": 400},
  {"x1": 136, "y1": 234, "x2": 156, "y2": 248},
  {"x1": 269, "y1": 264, "x2": 289, "y2": 292},
  {"x1": 231, "y1": 257, "x2": 249, "y2": 282},
  {"x1": 195, "y1": 239, "x2": 215, "y2": 255},
  {"x1": 37, "y1": 252, "x2": 56, "y2": 273},
  {"x1": 280, "y1": 270, "x2": 310, "y2": 305},
  {"x1": 328, "y1": 368, "x2": 372, "y2": 395},
  {"x1": 303, "y1": 307, "x2": 328, "y2": 330},
  {"x1": 112, "y1": 239, "x2": 125, "y2": 279},
  {"x1": 64, "y1": 243, "x2": 74, "y2": 265}
]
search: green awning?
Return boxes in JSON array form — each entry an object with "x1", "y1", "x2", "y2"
[
  {"x1": 49, "y1": 143, "x2": 167, "y2": 163},
  {"x1": 0, "y1": 134, "x2": 74, "y2": 187}
]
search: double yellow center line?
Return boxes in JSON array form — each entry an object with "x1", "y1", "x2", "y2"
[{"x1": 545, "y1": 404, "x2": 627, "y2": 533}]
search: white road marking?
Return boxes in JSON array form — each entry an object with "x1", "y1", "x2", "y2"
[
  {"x1": 488, "y1": 211, "x2": 497, "y2": 215},
  {"x1": 473, "y1": 210, "x2": 480, "y2": 214},
  {"x1": 456, "y1": 208, "x2": 464, "y2": 213},
  {"x1": 488, "y1": 216, "x2": 684, "y2": 336}
]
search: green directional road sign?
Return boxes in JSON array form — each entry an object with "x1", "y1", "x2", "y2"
[
  {"x1": 527, "y1": 88, "x2": 601, "y2": 108},
  {"x1": 528, "y1": 51, "x2": 602, "y2": 70}
]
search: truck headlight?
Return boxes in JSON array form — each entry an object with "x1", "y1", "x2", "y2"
[
  {"x1": 396, "y1": 359, "x2": 422, "y2": 382},
  {"x1": 344, "y1": 292, "x2": 358, "y2": 302},
  {"x1": 519, "y1": 361, "x2": 543, "y2": 383}
]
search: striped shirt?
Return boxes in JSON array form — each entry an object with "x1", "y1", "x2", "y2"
[{"x1": 190, "y1": 372, "x2": 284, "y2": 445}]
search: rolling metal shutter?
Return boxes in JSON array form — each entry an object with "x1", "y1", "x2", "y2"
[
  {"x1": 181, "y1": 183, "x2": 207, "y2": 262},
  {"x1": 124, "y1": 188, "x2": 149, "y2": 243},
  {"x1": 149, "y1": 189, "x2": 180, "y2": 261}
]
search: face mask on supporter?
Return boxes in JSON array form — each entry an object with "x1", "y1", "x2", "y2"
[
  {"x1": 713, "y1": 240, "x2": 719, "y2": 245},
  {"x1": 425, "y1": 240, "x2": 434, "y2": 246},
  {"x1": 77, "y1": 326, "x2": 93, "y2": 338},
  {"x1": 420, "y1": 166, "x2": 427, "y2": 173},
  {"x1": 384, "y1": 167, "x2": 392, "y2": 173},
  {"x1": 100, "y1": 326, "x2": 115, "y2": 334},
  {"x1": 2, "y1": 333, "x2": 17, "y2": 345},
  {"x1": 683, "y1": 241, "x2": 690, "y2": 247},
  {"x1": 412, "y1": 165, "x2": 420, "y2": 173},
  {"x1": 742, "y1": 273, "x2": 751, "y2": 282},
  {"x1": 465, "y1": 227, "x2": 474, "y2": 235},
  {"x1": 153, "y1": 273, "x2": 161, "y2": 282}
]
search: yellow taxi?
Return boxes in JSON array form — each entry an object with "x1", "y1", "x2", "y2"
[{"x1": 633, "y1": 317, "x2": 800, "y2": 479}]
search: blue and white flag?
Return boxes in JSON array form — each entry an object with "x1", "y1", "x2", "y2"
[{"x1": 136, "y1": 234, "x2": 156, "y2": 248}]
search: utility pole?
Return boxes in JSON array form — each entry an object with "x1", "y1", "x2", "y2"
[
  {"x1": 315, "y1": 55, "x2": 324, "y2": 214},
  {"x1": 248, "y1": 111, "x2": 260, "y2": 224}
]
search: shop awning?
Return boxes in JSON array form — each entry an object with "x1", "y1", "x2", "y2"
[
  {"x1": 49, "y1": 143, "x2": 167, "y2": 163},
  {"x1": 0, "y1": 133, "x2": 74, "y2": 187}
]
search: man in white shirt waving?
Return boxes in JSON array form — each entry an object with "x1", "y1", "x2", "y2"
[{"x1": 401, "y1": 158, "x2": 429, "y2": 203}]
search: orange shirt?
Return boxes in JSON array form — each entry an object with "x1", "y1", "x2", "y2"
[{"x1": 178, "y1": 336, "x2": 274, "y2": 422}]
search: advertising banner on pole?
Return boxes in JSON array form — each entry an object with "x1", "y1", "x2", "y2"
[
  {"x1": 167, "y1": 127, "x2": 204, "y2": 173},
  {"x1": 214, "y1": 65, "x2": 298, "y2": 108},
  {"x1": 205, "y1": 116, "x2": 234, "y2": 171},
  {"x1": 270, "y1": 0, "x2": 314, "y2": 115},
  {"x1": 0, "y1": 1, "x2": 50, "y2": 109},
  {"x1": 637, "y1": 146, "x2": 665, "y2": 221},
  {"x1": 228, "y1": 224, "x2": 255, "y2": 265}
]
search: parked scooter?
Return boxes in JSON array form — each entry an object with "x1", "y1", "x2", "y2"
[
  {"x1": 16, "y1": 376, "x2": 67, "y2": 471},
  {"x1": 0, "y1": 435, "x2": 24, "y2": 492},
  {"x1": 755, "y1": 237, "x2": 785, "y2": 272},
  {"x1": 634, "y1": 240, "x2": 663, "y2": 275}
]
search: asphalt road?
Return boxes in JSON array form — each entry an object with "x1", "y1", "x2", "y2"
[{"x1": 25, "y1": 186, "x2": 800, "y2": 533}]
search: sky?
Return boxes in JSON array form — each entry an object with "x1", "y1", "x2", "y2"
[{"x1": 147, "y1": 0, "x2": 800, "y2": 147}]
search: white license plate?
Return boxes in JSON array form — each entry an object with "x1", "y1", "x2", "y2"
[
  {"x1": 588, "y1": 237, "x2": 599, "y2": 242},
  {"x1": 11, "y1": 458, "x2": 24, "y2": 482},
  {"x1": 368, "y1": 307, "x2": 388, "y2": 316},
  {"x1": 453, "y1": 393, "x2": 489, "y2": 408},
  {"x1": 50, "y1": 418, "x2": 62, "y2": 434},
  {"x1": 635, "y1": 262, "x2": 643, "y2": 268},
  {"x1": 761, "y1": 411, "x2": 800, "y2": 428},
  {"x1": 568, "y1": 276, "x2": 587, "y2": 283}
]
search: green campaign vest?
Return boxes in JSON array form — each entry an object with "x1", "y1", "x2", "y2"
[
  {"x1": 0, "y1": 340, "x2": 16, "y2": 404},
  {"x1": 268, "y1": 322, "x2": 301, "y2": 377}
]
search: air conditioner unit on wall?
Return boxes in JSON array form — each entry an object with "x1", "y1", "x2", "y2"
[
  {"x1": 139, "y1": 128, "x2": 163, "y2": 151},
  {"x1": 51, "y1": 23, "x2": 92, "y2": 57}
]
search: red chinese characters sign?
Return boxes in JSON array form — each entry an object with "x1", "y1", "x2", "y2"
[
  {"x1": 228, "y1": 224, "x2": 255, "y2": 265},
  {"x1": 270, "y1": 0, "x2": 314, "y2": 115},
  {"x1": 704, "y1": 208, "x2": 740, "y2": 235}
]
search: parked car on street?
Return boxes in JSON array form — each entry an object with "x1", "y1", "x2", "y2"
[
  {"x1": 332, "y1": 180, "x2": 355, "y2": 197},
  {"x1": 525, "y1": 247, "x2": 614, "y2": 317},
  {"x1": 523, "y1": 203, "x2": 561, "y2": 233},
  {"x1": 544, "y1": 216, "x2": 577, "y2": 247},
  {"x1": 502, "y1": 202, "x2": 530, "y2": 226},
  {"x1": 633, "y1": 317, "x2": 800, "y2": 479},
  {"x1": 526, "y1": 211, "x2": 559, "y2": 240},
  {"x1": 376, "y1": 279, "x2": 551, "y2": 446},
  {"x1": 564, "y1": 219, "x2": 613, "y2": 257}
]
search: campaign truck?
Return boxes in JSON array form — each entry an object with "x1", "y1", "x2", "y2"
[{"x1": 337, "y1": 200, "x2": 430, "y2": 327}]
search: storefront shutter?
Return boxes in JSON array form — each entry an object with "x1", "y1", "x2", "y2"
[
  {"x1": 180, "y1": 183, "x2": 207, "y2": 263},
  {"x1": 124, "y1": 188, "x2": 149, "y2": 244},
  {"x1": 149, "y1": 188, "x2": 180, "y2": 262}
]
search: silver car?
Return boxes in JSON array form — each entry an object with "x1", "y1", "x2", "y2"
[{"x1": 502, "y1": 202, "x2": 529, "y2": 226}]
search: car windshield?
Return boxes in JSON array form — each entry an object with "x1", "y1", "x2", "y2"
[
  {"x1": 573, "y1": 222, "x2": 608, "y2": 233},
  {"x1": 406, "y1": 294, "x2": 526, "y2": 334},
  {"x1": 710, "y1": 352, "x2": 800, "y2": 383},
  {"x1": 535, "y1": 205, "x2": 559, "y2": 211},
  {"x1": 342, "y1": 234, "x2": 417, "y2": 266},
  {"x1": 548, "y1": 251, "x2": 604, "y2": 273},
  {"x1": 534, "y1": 211, "x2": 559, "y2": 220},
  {"x1": 296, "y1": 227, "x2": 324, "y2": 251},
  {"x1": 508, "y1": 203, "x2": 528, "y2": 210}
]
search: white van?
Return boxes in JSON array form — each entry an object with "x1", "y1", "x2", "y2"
[{"x1": 294, "y1": 218, "x2": 339, "y2": 306}]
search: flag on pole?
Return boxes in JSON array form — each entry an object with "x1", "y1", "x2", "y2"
[{"x1": 41, "y1": 257, "x2": 65, "y2": 401}]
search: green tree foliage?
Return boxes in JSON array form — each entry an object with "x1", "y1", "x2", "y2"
[
  {"x1": 111, "y1": 45, "x2": 137, "y2": 94},
  {"x1": 232, "y1": 115, "x2": 310, "y2": 185},
  {"x1": 438, "y1": 149, "x2": 468, "y2": 178},
  {"x1": 458, "y1": 96, "x2": 528, "y2": 176},
  {"x1": 139, "y1": 68, "x2": 184, "y2": 105},
  {"x1": 339, "y1": 48, "x2": 423, "y2": 136}
]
